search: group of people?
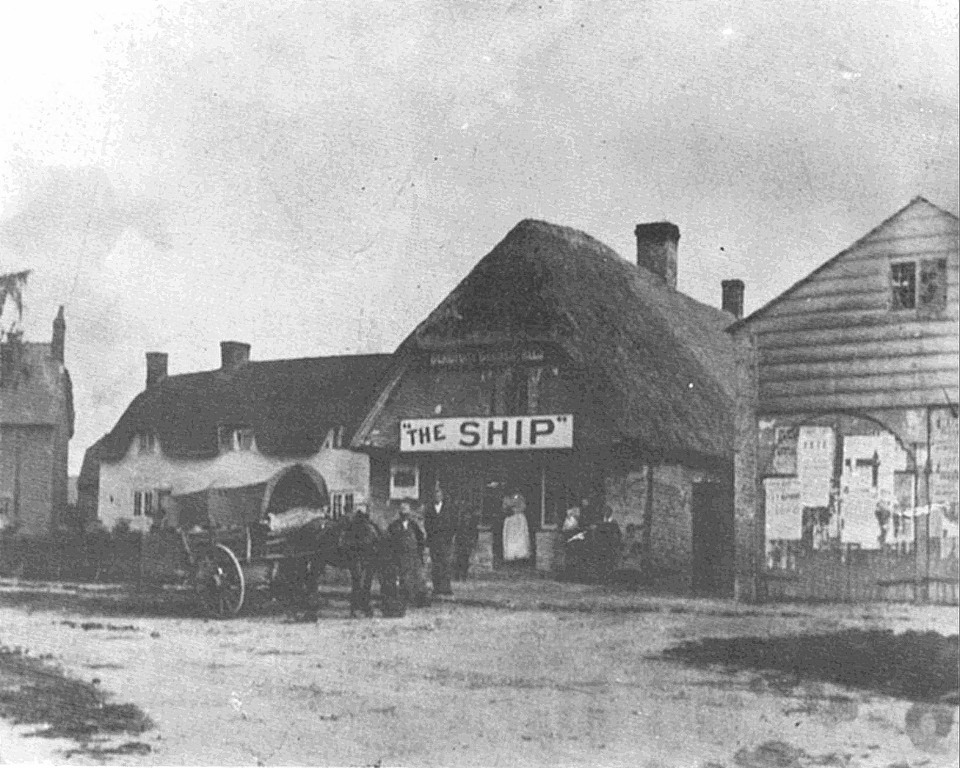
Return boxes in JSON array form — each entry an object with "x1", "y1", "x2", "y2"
[
  {"x1": 348, "y1": 487, "x2": 623, "y2": 617},
  {"x1": 376, "y1": 486, "x2": 477, "y2": 615},
  {"x1": 560, "y1": 497, "x2": 623, "y2": 584}
]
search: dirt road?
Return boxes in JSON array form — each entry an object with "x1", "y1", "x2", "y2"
[{"x1": 0, "y1": 578, "x2": 957, "y2": 766}]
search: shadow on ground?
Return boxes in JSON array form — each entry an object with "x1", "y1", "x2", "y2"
[
  {"x1": 0, "y1": 645, "x2": 153, "y2": 757},
  {"x1": 663, "y1": 628, "x2": 959, "y2": 704},
  {"x1": 0, "y1": 582, "x2": 359, "y2": 621}
]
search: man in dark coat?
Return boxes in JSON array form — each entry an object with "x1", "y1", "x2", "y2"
[
  {"x1": 587, "y1": 505, "x2": 623, "y2": 584},
  {"x1": 423, "y1": 486, "x2": 455, "y2": 596},
  {"x1": 383, "y1": 502, "x2": 430, "y2": 613}
]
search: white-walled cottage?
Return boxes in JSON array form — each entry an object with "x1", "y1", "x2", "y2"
[{"x1": 80, "y1": 342, "x2": 390, "y2": 532}]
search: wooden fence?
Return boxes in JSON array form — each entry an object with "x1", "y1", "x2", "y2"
[{"x1": 765, "y1": 537, "x2": 959, "y2": 605}]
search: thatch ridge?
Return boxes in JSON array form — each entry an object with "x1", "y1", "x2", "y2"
[{"x1": 96, "y1": 353, "x2": 392, "y2": 462}]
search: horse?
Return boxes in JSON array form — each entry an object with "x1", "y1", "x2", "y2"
[
  {"x1": 276, "y1": 510, "x2": 432, "y2": 619},
  {"x1": 271, "y1": 513, "x2": 384, "y2": 618}
]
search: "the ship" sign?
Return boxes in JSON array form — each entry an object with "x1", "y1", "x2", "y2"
[{"x1": 399, "y1": 415, "x2": 574, "y2": 452}]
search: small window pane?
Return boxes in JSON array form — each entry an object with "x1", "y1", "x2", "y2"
[
  {"x1": 237, "y1": 429, "x2": 254, "y2": 451},
  {"x1": 890, "y1": 262, "x2": 916, "y2": 310},
  {"x1": 918, "y1": 258, "x2": 947, "y2": 312},
  {"x1": 218, "y1": 427, "x2": 234, "y2": 452}
]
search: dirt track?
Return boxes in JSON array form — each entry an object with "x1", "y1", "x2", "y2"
[{"x1": 0, "y1": 577, "x2": 957, "y2": 767}]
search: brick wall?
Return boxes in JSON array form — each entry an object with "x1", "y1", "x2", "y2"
[
  {"x1": 0, "y1": 425, "x2": 55, "y2": 537},
  {"x1": 732, "y1": 327, "x2": 762, "y2": 601}
]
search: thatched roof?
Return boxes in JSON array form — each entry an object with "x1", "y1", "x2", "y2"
[
  {"x1": 95, "y1": 353, "x2": 392, "y2": 463},
  {"x1": 0, "y1": 341, "x2": 74, "y2": 436},
  {"x1": 359, "y1": 219, "x2": 735, "y2": 460}
]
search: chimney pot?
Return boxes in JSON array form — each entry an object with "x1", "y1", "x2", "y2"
[
  {"x1": 721, "y1": 279, "x2": 745, "y2": 319},
  {"x1": 145, "y1": 352, "x2": 168, "y2": 388},
  {"x1": 635, "y1": 222, "x2": 679, "y2": 289},
  {"x1": 220, "y1": 341, "x2": 251, "y2": 371}
]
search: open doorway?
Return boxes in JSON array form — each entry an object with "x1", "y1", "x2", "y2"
[{"x1": 691, "y1": 480, "x2": 735, "y2": 596}]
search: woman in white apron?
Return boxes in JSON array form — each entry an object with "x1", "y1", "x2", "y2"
[{"x1": 501, "y1": 492, "x2": 531, "y2": 563}]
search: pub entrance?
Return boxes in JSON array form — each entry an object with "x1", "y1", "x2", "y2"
[
  {"x1": 419, "y1": 451, "x2": 582, "y2": 569},
  {"x1": 691, "y1": 480, "x2": 735, "y2": 596}
]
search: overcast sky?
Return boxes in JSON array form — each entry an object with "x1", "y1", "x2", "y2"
[{"x1": 1, "y1": 0, "x2": 957, "y2": 474}]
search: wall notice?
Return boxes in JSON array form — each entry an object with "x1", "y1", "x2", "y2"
[
  {"x1": 797, "y1": 425, "x2": 835, "y2": 507},
  {"x1": 930, "y1": 409, "x2": 959, "y2": 516},
  {"x1": 772, "y1": 426, "x2": 798, "y2": 475},
  {"x1": 765, "y1": 477, "x2": 802, "y2": 541},
  {"x1": 399, "y1": 414, "x2": 574, "y2": 452}
]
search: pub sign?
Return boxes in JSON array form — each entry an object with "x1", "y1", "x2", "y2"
[{"x1": 399, "y1": 414, "x2": 573, "y2": 452}]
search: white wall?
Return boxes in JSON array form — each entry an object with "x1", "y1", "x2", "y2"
[{"x1": 97, "y1": 437, "x2": 370, "y2": 532}]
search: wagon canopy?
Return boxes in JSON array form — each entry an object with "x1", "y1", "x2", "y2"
[{"x1": 168, "y1": 464, "x2": 329, "y2": 531}]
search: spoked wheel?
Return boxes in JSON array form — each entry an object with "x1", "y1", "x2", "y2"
[{"x1": 194, "y1": 544, "x2": 245, "y2": 618}]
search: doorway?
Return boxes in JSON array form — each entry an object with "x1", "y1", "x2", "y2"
[{"x1": 691, "y1": 481, "x2": 735, "y2": 596}]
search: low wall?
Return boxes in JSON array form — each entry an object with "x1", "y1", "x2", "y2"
[{"x1": 765, "y1": 538, "x2": 959, "y2": 605}]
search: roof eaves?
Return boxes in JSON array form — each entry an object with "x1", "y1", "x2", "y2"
[{"x1": 729, "y1": 197, "x2": 957, "y2": 332}]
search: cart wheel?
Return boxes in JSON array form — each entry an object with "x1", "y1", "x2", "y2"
[{"x1": 195, "y1": 544, "x2": 245, "y2": 617}]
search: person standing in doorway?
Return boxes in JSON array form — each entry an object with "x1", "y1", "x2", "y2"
[{"x1": 424, "y1": 486, "x2": 455, "y2": 596}]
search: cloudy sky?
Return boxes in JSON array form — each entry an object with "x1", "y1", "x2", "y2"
[{"x1": 1, "y1": 0, "x2": 957, "y2": 473}]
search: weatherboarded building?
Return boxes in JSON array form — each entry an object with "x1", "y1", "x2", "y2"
[
  {"x1": 352, "y1": 219, "x2": 740, "y2": 593},
  {"x1": 731, "y1": 198, "x2": 959, "y2": 599},
  {"x1": 82, "y1": 343, "x2": 390, "y2": 532},
  {"x1": 0, "y1": 308, "x2": 74, "y2": 536}
]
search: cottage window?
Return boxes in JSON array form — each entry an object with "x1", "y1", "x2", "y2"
[
  {"x1": 133, "y1": 490, "x2": 155, "y2": 517},
  {"x1": 389, "y1": 460, "x2": 420, "y2": 500},
  {"x1": 329, "y1": 492, "x2": 354, "y2": 520},
  {"x1": 157, "y1": 489, "x2": 171, "y2": 519},
  {"x1": 137, "y1": 433, "x2": 159, "y2": 454},
  {"x1": 891, "y1": 259, "x2": 947, "y2": 313},
  {"x1": 218, "y1": 426, "x2": 254, "y2": 452}
]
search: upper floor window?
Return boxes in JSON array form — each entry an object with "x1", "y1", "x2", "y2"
[
  {"x1": 482, "y1": 366, "x2": 547, "y2": 416},
  {"x1": 136, "y1": 433, "x2": 159, "y2": 454},
  {"x1": 890, "y1": 259, "x2": 947, "y2": 313},
  {"x1": 324, "y1": 426, "x2": 346, "y2": 449},
  {"x1": 218, "y1": 426, "x2": 255, "y2": 453}
]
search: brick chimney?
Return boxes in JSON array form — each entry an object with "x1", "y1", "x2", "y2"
[
  {"x1": 721, "y1": 279, "x2": 745, "y2": 319},
  {"x1": 51, "y1": 305, "x2": 65, "y2": 362},
  {"x1": 145, "y1": 352, "x2": 168, "y2": 388},
  {"x1": 635, "y1": 222, "x2": 679, "y2": 289},
  {"x1": 220, "y1": 341, "x2": 251, "y2": 371}
]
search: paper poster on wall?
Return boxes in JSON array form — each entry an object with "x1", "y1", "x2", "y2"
[
  {"x1": 765, "y1": 477, "x2": 802, "y2": 541},
  {"x1": 772, "y1": 426, "x2": 798, "y2": 475},
  {"x1": 797, "y1": 425, "x2": 835, "y2": 507},
  {"x1": 841, "y1": 485, "x2": 882, "y2": 549},
  {"x1": 930, "y1": 410, "x2": 959, "y2": 516}
]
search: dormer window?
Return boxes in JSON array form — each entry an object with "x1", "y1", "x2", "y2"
[
  {"x1": 323, "y1": 426, "x2": 346, "y2": 449},
  {"x1": 218, "y1": 426, "x2": 254, "y2": 452},
  {"x1": 137, "y1": 433, "x2": 159, "y2": 454}
]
